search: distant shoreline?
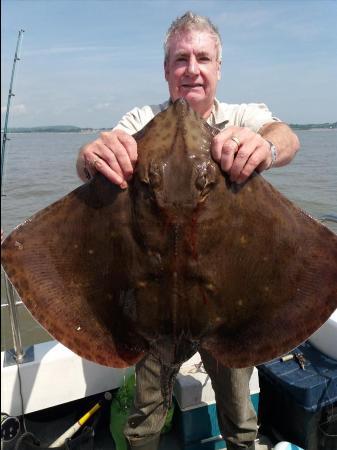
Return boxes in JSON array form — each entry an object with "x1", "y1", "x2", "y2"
[
  {"x1": 2, "y1": 126, "x2": 107, "y2": 134},
  {"x1": 2, "y1": 122, "x2": 336, "y2": 133},
  {"x1": 289, "y1": 122, "x2": 336, "y2": 130}
]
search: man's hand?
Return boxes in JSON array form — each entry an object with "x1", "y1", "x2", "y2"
[
  {"x1": 211, "y1": 122, "x2": 300, "y2": 184},
  {"x1": 76, "y1": 129, "x2": 138, "y2": 188},
  {"x1": 211, "y1": 126, "x2": 272, "y2": 184}
]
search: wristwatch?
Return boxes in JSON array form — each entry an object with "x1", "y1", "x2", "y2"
[{"x1": 266, "y1": 140, "x2": 277, "y2": 169}]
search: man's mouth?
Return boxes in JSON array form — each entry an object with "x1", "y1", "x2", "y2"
[{"x1": 181, "y1": 83, "x2": 204, "y2": 88}]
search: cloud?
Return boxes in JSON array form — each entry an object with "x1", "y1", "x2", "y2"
[
  {"x1": 217, "y1": 8, "x2": 273, "y2": 29},
  {"x1": 93, "y1": 102, "x2": 113, "y2": 110},
  {"x1": 1, "y1": 103, "x2": 27, "y2": 115},
  {"x1": 24, "y1": 45, "x2": 127, "y2": 57},
  {"x1": 216, "y1": 4, "x2": 333, "y2": 43}
]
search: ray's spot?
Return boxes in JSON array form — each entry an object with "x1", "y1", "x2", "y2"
[
  {"x1": 14, "y1": 241, "x2": 24, "y2": 250},
  {"x1": 240, "y1": 235, "x2": 248, "y2": 246}
]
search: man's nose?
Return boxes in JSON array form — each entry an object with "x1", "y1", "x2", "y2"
[{"x1": 186, "y1": 55, "x2": 200, "y2": 75}]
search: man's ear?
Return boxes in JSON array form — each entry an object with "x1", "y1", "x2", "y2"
[
  {"x1": 164, "y1": 61, "x2": 169, "y2": 81},
  {"x1": 217, "y1": 60, "x2": 221, "y2": 81}
]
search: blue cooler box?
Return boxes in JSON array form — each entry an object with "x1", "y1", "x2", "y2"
[
  {"x1": 173, "y1": 354, "x2": 260, "y2": 450},
  {"x1": 258, "y1": 341, "x2": 337, "y2": 450}
]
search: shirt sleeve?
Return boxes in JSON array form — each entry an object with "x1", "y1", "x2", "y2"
[
  {"x1": 238, "y1": 103, "x2": 282, "y2": 132},
  {"x1": 113, "y1": 105, "x2": 156, "y2": 135}
]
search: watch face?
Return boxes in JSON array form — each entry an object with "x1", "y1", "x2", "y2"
[
  {"x1": 265, "y1": 140, "x2": 277, "y2": 168},
  {"x1": 268, "y1": 142, "x2": 277, "y2": 163}
]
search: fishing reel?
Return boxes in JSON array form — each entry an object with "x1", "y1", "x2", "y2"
[{"x1": 1, "y1": 412, "x2": 21, "y2": 443}]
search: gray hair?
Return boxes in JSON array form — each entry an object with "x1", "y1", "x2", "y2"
[{"x1": 164, "y1": 11, "x2": 222, "y2": 63}]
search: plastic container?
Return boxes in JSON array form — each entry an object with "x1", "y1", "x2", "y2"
[
  {"x1": 258, "y1": 342, "x2": 337, "y2": 449},
  {"x1": 174, "y1": 362, "x2": 259, "y2": 448},
  {"x1": 258, "y1": 342, "x2": 337, "y2": 412},
  {"x1": 274, "y1": 442, "x2": 304, "y2": 450}
]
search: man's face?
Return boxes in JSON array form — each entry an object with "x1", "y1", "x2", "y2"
[{"x1": 164, "y1": 30, "x2": 221, "y2": 118}]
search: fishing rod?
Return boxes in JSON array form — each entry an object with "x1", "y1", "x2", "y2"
[
  {"x1": 48, "y1": 392, "x2": 112, "y2": 447},
  {"x1": 1, "y1": 29, "x2": 28, "y2": 366},
  {"x1": 1, "y1": 29, "x2": 25, "y2": 196}
]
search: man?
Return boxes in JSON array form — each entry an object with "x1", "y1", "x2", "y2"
[{"x1": 76, "y1": 12, "x2": 299, "y2": 450}]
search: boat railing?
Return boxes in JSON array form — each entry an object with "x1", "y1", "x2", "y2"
[
  {"x1": 5, "y1": 277, "x2": 24, "y2": 359},
  {"x1": 1, "y1": 295, "x2": 23, "y2": 307},
  {"x1": 1, "y1": 270, "x2": 34, "y2": 365}
]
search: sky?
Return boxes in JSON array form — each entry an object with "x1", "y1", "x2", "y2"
[{"x1": 1, "y1": 0, "x2": 337, "y2": 128}]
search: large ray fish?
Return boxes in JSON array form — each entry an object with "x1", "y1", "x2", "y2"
[{"x1": 2, "y1": 99, "x2": 337, "y2": 372}]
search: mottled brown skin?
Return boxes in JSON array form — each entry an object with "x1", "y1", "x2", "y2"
[{"x1": 2, "y1": 99, "x2": 337, "y2": 369}]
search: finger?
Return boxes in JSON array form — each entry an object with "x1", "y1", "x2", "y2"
[
  {"x1": 103, "y1": 142, "x2": 133, "y2": 180},
  {"x1": 211, "y1": 127, "x2": 240, "y2": 162},
  {"x1": 218, "y1": 136, "x2": 243, "y2": 173},
  {"x1": 99, "y1": 133, "x2": 134, "y2": 179},
  {"x1": 91, "y1": 150, "x2": 126, "y2": 183},
  {"x1": 220, "y1": 144, "x2": 236, "y2": 173},
  {"x1": 115, "y1": 132, "x2": 138, "y2": 168},
  {"x1": 82, "y1": 139, "x2": 126, "y2": 185},
  {"x1": 229, "y1": 143, "x2": 253, "y2": 181},
  {"x1": 82, "y1": 145, "x2": 99, "y2": 178},
  {"x1": 236, "y1": 147, "x2": 267, "y2": 184},
  {"x1": 233, "y1": 136, "x2": 272, "y2": 182},
  {"x1": 77, "y1": 145, "x2": 95, "y2": 181},
  {"x1": 212, "y1": 137, "x2": 239, "y2": 173},
  {"x1": 229, "y1": 131, "x2": 262, "y2": 181},
  {"x1": 93, "y1": 158, "x2": 128, "y2": 188}
]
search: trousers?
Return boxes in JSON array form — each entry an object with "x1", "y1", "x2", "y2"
[{"x1": 124, "y1": 349, "x2": 257, "y2": 450}]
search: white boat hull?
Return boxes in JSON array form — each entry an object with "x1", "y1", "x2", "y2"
[
  {"x1": 309, "y1": 309, "x2": 337, "y2": 360},
  {"x1": 1, "y1": 340, "x2": 133, "y2": 416}
]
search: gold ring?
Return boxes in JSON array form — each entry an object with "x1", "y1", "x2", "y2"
[
  {"x1": 92, "y1": 158, "x2": 100, "y2": 168},
  {"x1": 230, "y1": 136, "x2": 241, "y2": 148}
]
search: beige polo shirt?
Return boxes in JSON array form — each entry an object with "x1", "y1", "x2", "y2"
[{"x1": 113, "y1": 98, "x2": 281, "y2": 135}]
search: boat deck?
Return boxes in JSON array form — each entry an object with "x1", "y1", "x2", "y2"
[
  {"x1": 17, "y1": 391, "x2": 188, "y2": 450},
  {"x1": 10, "y1": 389, "x2": 278, "y2": 450}
]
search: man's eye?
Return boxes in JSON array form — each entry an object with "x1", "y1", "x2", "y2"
[{"x1": 199, "y1": 56, "x2": 211, "y2": 62}]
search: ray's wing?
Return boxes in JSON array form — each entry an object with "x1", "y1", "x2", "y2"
[
  {"x1": 1, "y1": 174, "x2": 144, "y2": 367},
  {"x1": 200, "y1": 173, "x2": 337, "y2": 367}
]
